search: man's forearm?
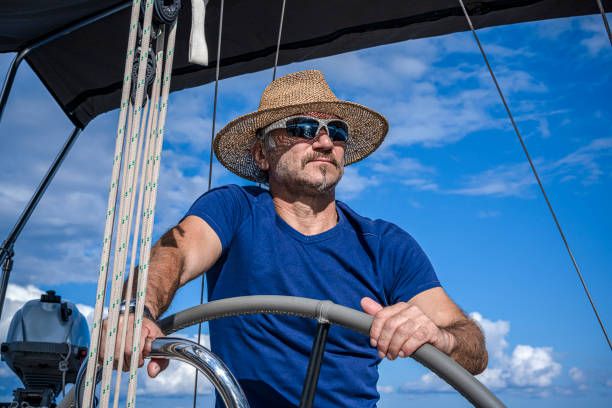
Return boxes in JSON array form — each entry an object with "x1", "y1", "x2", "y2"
[
  {"x1": 126, "y1": 227, "x2": 185, "y2": 319},
  {"x1": 443, "y1": 318, "x2": 488, "y2": 375}
]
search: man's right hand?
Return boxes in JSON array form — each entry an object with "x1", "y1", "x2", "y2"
[
  {"x1": 100, "y1": 313, "x2": 169, "y2": 378},
  {"x1": 96, "y1": 216, "x2": 222, "y2": 378}
]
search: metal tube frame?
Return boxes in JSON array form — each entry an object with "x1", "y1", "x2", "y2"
[
  {"x1": 0, "y1": 125, "x2": 82, "y2": 320},
  {"x1": 151, "y1": 338, "x2": 250, "y2": 408},
  {"x1": 0, "y1": 2, "x2": 131, "y2": 124},
  {"x1": 67, "y1": 338, "x2": 250, "y2": 408},
  {"x1": 299, "y1": 321, "x2": 330, "y2": 408},
  {"x1": 0, "y1": 2, "x2": 132, "y2": 319}
]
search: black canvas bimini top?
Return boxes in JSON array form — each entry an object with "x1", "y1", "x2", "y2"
[{"x1": 1, "y1": 0, "x2": 608, "y2": 127}]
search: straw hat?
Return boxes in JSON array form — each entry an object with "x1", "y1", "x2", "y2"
[{"x1": 213, "y1": 70, "x2": 389, "y2": 182}]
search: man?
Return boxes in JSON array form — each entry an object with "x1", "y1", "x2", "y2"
[{"x1": 109, "y1": 70, "x2": 487, "y2": 407}]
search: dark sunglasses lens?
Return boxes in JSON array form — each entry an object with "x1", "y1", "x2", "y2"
[
  {"x1": 286, "y1": 118, "x2": 320, "y2": 139},
  {"x1": 327, "y1": 121, "x2": 349, "y2": 142}
]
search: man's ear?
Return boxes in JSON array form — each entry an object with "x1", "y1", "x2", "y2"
[{"x1": 251, "y1": 139, "x2": 270, "y2": 171}]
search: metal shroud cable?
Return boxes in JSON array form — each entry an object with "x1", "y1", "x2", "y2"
[
  {"x1": 457, "y1": 0, "x2": 611, "y2": 350},
  {"x1": 194, "y1": 1, "x2": 225, "y2": 406}
]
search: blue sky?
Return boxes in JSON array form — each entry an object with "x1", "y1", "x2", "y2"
[{"x1": 0, "y1": 12, "x2": 611, "y2": 408}]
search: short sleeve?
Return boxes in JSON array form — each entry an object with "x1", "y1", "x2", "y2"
[
  {"x1": 384, "y1": 227, "x2": 441, "y2": 304},
  {"x1": 184, "y1": 184, "x2": 251, "y2": 252}
]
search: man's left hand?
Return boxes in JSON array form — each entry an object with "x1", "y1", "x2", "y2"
[{"x1": 361, "y1": 297, "x2": 456, "y2": 360}]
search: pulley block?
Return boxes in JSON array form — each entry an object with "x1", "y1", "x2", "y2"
[
  {"x1": 130, "y1": 47, "x2": 156, "y2": 106},
  {"x1": 141, "y1": 0, "x2": 182, "y2": 26}
]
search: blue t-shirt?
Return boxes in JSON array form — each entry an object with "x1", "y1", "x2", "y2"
[{"x1": 185, "y1": 185, "x2": 440, "y2": 407}]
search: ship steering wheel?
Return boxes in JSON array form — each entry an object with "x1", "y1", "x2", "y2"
[{"x1": 63, "y1": 296, "x2": 505, "y2": 408}]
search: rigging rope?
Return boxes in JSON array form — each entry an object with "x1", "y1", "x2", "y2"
[
  {"x1": 82, "y1": 1, "x2": 145, "y2": 406},
  {"x1": 98, "y1": 2, "x2": 158, "y2": 406},
  {"x1": 594, "y1": 0, "x2": 612, "y2": 47},
  {"x1": 126, "y1": 20, "x2": 178, "y2": 408},
  {"x1": 194, "y1": 1, "x2": 225, "y2": 406},
  {"x1": 273, "y1": 0, "x2": 287, "y2": 81},
  {"x1": 112, "y1": 97, "x2": 148, "y2": 408},
  {"x1": 457, "y1": 0, "x2": 611, "y2": 351},
  {"x1": 83, "y1": 2, "x2": 181, "y2": 407},
  {"x1": 113, "y1": 37, "x2": 164, "y2": 404}
]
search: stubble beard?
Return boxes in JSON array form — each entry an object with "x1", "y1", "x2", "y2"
[{"x1": 274, "y1": 156, "x2": 344, "y2": 196}]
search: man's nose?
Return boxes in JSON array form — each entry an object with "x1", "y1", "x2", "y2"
[{"x1": 312, "y1": 127, "x2": 333, "y2": 149}]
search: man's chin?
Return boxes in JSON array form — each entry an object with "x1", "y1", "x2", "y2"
[{"x1": 304, "y1": 172, "x2": 343, "y2": 195}]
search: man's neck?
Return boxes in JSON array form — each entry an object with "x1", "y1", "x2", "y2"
[{"x1": 269, "y1": 185, "x2": 338, "y2": 236}]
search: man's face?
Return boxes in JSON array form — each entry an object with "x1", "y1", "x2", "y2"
[{"x1": 256, "y1": 112, "x2": 346, "y2": 196}]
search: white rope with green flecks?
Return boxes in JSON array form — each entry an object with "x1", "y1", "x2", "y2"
[
  {"x1": 82, "y1": 0, "x2": 144, "y2": 406},
  {"x1": 125, "y1": 20, "x2": 177, "y2": 408},
  {"x1": 112, "y1": 30, "x2": 166, "y2": 408},
  {"x1": 82, "y1": 1, "x2": 181, "y2": 407},
  {"x1": 110, "y1": 95, "x2": 149, "y2": 408},
  {"x1": 96, "y1": 0, "x2": 157, "y2": 406}
]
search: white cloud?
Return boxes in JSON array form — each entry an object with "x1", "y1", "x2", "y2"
[
  {"x1": 317, "y1": 53, "x2": 409, "y2": 92},
  {"x1": 400, "y1": 372, "x2": 452, "y2": 393},
  {"x1": 473, "y1": 313, "x2": 562, "y2": 390},
  {"x1": 137, "y1": 333, "x2": 213, "y2": 396},
  {"x1": 535, "y1": 18, "x2": 574, "y2": 40},
  {"x1": 578, "y1": 15, "x2": 610, "y2": 56},
  {"x1": 376, "y1": 384, "x2": 395, "y2": 394},
  {"x1": 568, "y1": 366, "x2": 586, "y2": 383},
  {"x1": 401, "y1": 178, "x2": 438, "y2": 191},
  {"x1": 0, "y1": 364, "x2": 13, "y2": 378},
  {"x1": 0, "y1": 182, "x2": 34, "y2": 217},
  {"x1": 581, "y1": 35, "x2": 608, "y2": 55},
  {"x1": 508, "y1": 345, "x2": 561, "y2": 387},
  {"x1": 76, "y1": 303, "x2": 96, "y2": 328},
  {"x1": 0, "y1": 284, "x2": 44, "y2": 341},
  {"x1": 369, "y1": 155, "x2": 438, "y2": 193},
  {"x1": 476, "y1": 367, "x2": 507, "y2": 390},
  {"x1": 372, "y1": 157, "x2": 435, "y2": 175},
  {"x1": 494, "y1": 69, "x2": 547, "y2": 94},
  {"x1": 470, "y1": 312, "x2": 509, "y2": 360},
  {"x1": 446, "y1": 137, "x2": 612, "y2": 198},
  {"x1": 336, "y1": 167, "x2": 380, "y2": 199},
  {"x1": 384, "y1": 88, "x2": 499, "y2": 148},
  {"x1": 400, "y1": 312, "x2": 563, "y2": 394},
  {"x1": 552, "y1": 137, "x2": 612, "y2": 184},
  {"x1": 447, "y1": 162, "x2": 535, "y2": 197},
  {"x1": 439, "y1": 34, "x2": 530, "y2": 59},
  {"x1": 4, "y1": 283, "x2": 44, "y2": 303},
  {"x1": 477, "y1": 210, "x2": 501, "y2": 219},
  {"x1": 388, "y1": 56, "x2": 428, "y2": 79}
]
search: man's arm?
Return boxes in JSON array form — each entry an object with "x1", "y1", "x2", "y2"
[
  {"x1": 139, "y1": 215, "x2": 222, "y2": 319},
  {"x1": 361, "y1": 287, "x2": 488, "y2": 375},
  {"x1": 104, "y1": 215, "x2": 222, "y2": 377}
]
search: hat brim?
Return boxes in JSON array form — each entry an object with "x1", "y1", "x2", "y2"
[{"x1": 213, "y1": 100, "x2": 389, "y2": 183}]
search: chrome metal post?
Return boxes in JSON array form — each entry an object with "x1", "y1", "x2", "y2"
[
  {"x1": 150, "y1": 337, "x2": 250, "y2": 408},
  {"x1": 66, "y1": 338, "x2": 249, "y2": 408}
]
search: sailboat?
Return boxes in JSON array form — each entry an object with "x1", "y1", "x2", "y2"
[{"x1": 0, "y1": 1, "x2": 610, "y2": 407}]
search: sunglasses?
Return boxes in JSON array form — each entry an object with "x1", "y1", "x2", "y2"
[{"x1": 259, "y1": 115, "x2": 349, "y2": 142}]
